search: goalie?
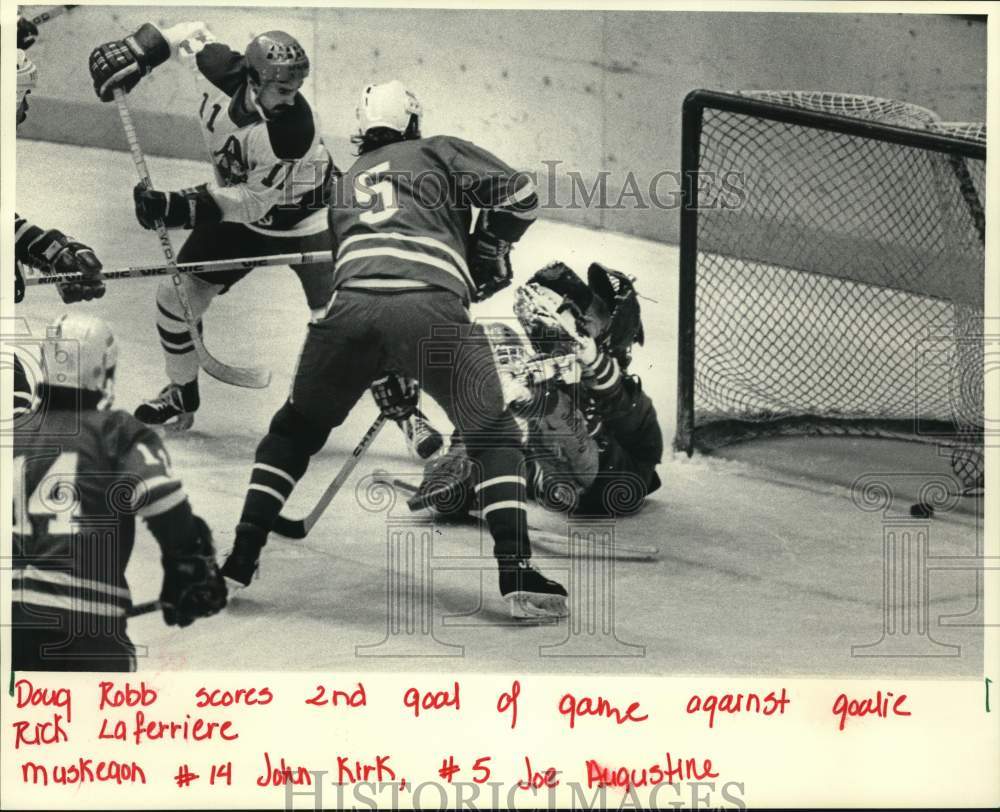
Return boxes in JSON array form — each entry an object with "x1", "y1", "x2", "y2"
[{"x1": 413, "y1": 260, "x2": 662, "y2": 518}]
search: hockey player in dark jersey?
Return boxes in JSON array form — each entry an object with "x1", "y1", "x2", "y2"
[
  {"x1": 414, "y1": 261, "x2": 662, "y2": 519},
  {"x1": 12, "y1": 314, "x2": 227, "y2": 671},
  {"x1": 222, "y1": 80, "x2": 568, "y2": 619},
  {"x1": 88, "y1": 23, "x2": 338, "y2": 431},
  {"x1": 15, "y1": 48, "x2": 105, "y2": 308}
]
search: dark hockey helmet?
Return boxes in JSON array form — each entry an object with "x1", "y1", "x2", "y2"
[
  {"x1": 245, "y1": 31, "x2": 310, "y2": 85},
  {"x1": 587, "y1": 262, "x2": 644, "y2": 369}
]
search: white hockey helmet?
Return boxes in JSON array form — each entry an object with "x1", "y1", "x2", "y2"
[
  {"x1": 41, "y1": 313, "x2": 119, "y2": 406},
  {"x1": 17, "y1": 49, "x2": 37, "y2": 124},
  {"x1": 356, "y1": 80, "x2": 422, "y2": 135}
]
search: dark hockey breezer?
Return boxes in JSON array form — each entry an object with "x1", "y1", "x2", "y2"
[
  {"x1": 12, "y1": 315, "x2": 227, "y2": 671},
  {"x1": 225, "y1": 80, "x2": 568, "y2": 619}
]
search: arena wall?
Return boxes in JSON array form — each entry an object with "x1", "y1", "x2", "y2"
[{"x1": 18, "y1": 6, "x2": 986, "y2": 243}]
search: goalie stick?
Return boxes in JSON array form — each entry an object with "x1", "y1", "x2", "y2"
[
  {"x1": 371, "y1": 472, "x2": 660, "y2": 560},
  {"x1": 113, "y1": 90, "x2": 271, "y2": 389},
  {"x1": 271, "y1": 414, "x2": 388, "y2": 539},
  {"x1": 22, "y1": 250, "x2": 332, "y2": 288}
]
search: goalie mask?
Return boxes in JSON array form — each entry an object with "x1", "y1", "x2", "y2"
[{"x1": 516, "y1": 261, "x2": 645, "y2": 369}]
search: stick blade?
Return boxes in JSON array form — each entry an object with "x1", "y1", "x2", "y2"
[{"x1": 271, "y1": 515, "x2": 308, "y2": 539}]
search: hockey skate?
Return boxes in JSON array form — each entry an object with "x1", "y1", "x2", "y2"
[
  {"x1": 220, "y1": 524, "x2": 266, "y2": 589},
  {"x1": 400, "y1": 410, "x2": 444, "y2": 460},
  {"x1": 498, "y1": 558, "x2": 569, "y2": 619},
  {"x1": 134, "y1": 382, "x2": 199, "y2": 432}
]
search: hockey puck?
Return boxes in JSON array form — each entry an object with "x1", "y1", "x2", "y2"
[{"x1": 910, "y1": 502, "x2": 935, "y2": 519}]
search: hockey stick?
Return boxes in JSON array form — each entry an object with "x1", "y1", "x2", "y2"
[
  {"x1": 113, "y1": 89, "x2": 271, "y2": 389},
  {"x1": 26, "y1": 4, "x2": 78, "y2": 27},
  {"x1": 23, "y1": 250, "x2": 332, "y2": 288},
  {"x1": 127, "y1": 599, "x2": 161, "y2": 618},
  {"x1": 372, "y1": 472, "x2": 661, "y2": 559},
  {"x1": 271, "y1": 414, "x2": 388, "y2": 539}
]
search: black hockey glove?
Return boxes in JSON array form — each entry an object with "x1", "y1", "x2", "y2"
[
  {"x1": 133, "y1": 183, "x2": 221, "y2": 230},
  {"x1": 371, "y1": 374, "x2": 419, "y2": 422},
  {"x1": 25, "y1": 229, "x2": 105, "y2": 303},
  {"x1": 17, "y1": 16, "x2": 39, "y2": 49},
  {"x1": 160, "y1": 515, "x2": 227, "y2": 628},
  {"x1": 89, "y1": 23, "x2": 171, "y2": 102},
  {"x1": 467, "y1": 230, "x2": 513, "y2": 302}
]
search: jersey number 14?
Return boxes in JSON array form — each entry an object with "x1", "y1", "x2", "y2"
[{"x1": 12, "y1": 452, "x2": 81, "y2": 538}]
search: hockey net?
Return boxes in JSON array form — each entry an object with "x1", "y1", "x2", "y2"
[{"x1": 675, "y1": 90, "x2": 985, "y2": 493}]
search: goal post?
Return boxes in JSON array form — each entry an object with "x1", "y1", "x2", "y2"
[{"x1": 675, "y1": 89, "x2": 985, "y2": 492}]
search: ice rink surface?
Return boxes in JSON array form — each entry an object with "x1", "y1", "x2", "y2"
[{"x1": 13, "y1": 139, "x2": 984, "y2": 676}]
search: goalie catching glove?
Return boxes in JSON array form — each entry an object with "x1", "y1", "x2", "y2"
[
  {"x1": 159, "y1": 515, "x2": 227, "y2": 628},
  {"x1": 133, "y1": 183, "x2": 222, "y2": 230}
]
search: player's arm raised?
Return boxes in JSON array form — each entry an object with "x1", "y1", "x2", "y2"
[{"x1": 119, "y1": 421, "x2": 227, "y2": 627}]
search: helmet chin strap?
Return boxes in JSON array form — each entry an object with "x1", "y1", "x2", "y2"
[{"x1": 246, "y1": 81, "x2": 274, "y2": 121}]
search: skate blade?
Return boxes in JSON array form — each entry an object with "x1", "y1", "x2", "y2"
[
  {"x1": 164, "y1": 413, "x2": 195, "y2": 433},
  {"x1": 506, "y1": 592, "x2": 569, "y2": 620}
]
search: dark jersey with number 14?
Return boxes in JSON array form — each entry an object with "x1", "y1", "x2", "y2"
[
  {"x1": 13, "y1": 407, "x2": 186, "y2": 619},
  {"x1": 329, "y1": 135, "x2": 537, "y2": 304}
]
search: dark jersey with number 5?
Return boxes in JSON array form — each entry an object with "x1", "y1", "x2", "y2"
[
  {"x1": 329, "y1": 135, "x2": 537, "y2": 302},
  {"x1": 13, "y1": 408, "x2": 186, "y2": 619}
]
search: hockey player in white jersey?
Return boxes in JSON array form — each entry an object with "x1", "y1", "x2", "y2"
[{"x1": 87, "y1": 23, "x2": 337, "y2": 430}]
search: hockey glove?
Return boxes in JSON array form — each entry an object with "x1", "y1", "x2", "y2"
[
  {"x1": 17, "y1": 16, "x2": 38, "y2": 49},
  {"x1": 159, "y1": 515, "x2": 227, "y2": 628},
  {"x1": 25, "y1": 229, "x2": 105, "y2": 303},
  {"x1": 89, "y1": 23, "x2": 171, "y2": 102},
  {"x1": 371, "y1": 374, "x2": 419, "y2": 422},
  {"x1": 467, "y1": 230, "x2": 513, "y2": 302},
  {"x1": 133, "y1": 183, "x2": 221, "y2": 230}
]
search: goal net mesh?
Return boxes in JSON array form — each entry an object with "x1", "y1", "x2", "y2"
[{"x1": 683, "y1": 90, "x2": 985, "y2": 492}]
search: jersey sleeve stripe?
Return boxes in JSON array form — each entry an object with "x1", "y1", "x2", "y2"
[
  {"x1": 15, "y1": 566, "x2": 132, "y2": 599},
  {"x1": 12, "y1": 585, "x2": 128, "y2": 617},
  {"x1": 494, "y1": 179, "x2": 538, "y2": 210}
]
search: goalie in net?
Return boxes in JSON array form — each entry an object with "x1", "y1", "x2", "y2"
[{"x1": 411, "y1": 260, "x2": 663, "y2": 519}]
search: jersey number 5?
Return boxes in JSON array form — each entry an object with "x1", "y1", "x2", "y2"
[
  {"x1": 12, "y1": 452, "x2": 81, "y2": 538},
  {"x1": 355, "y1": 161, "x2": 399, "y2": 225}
]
